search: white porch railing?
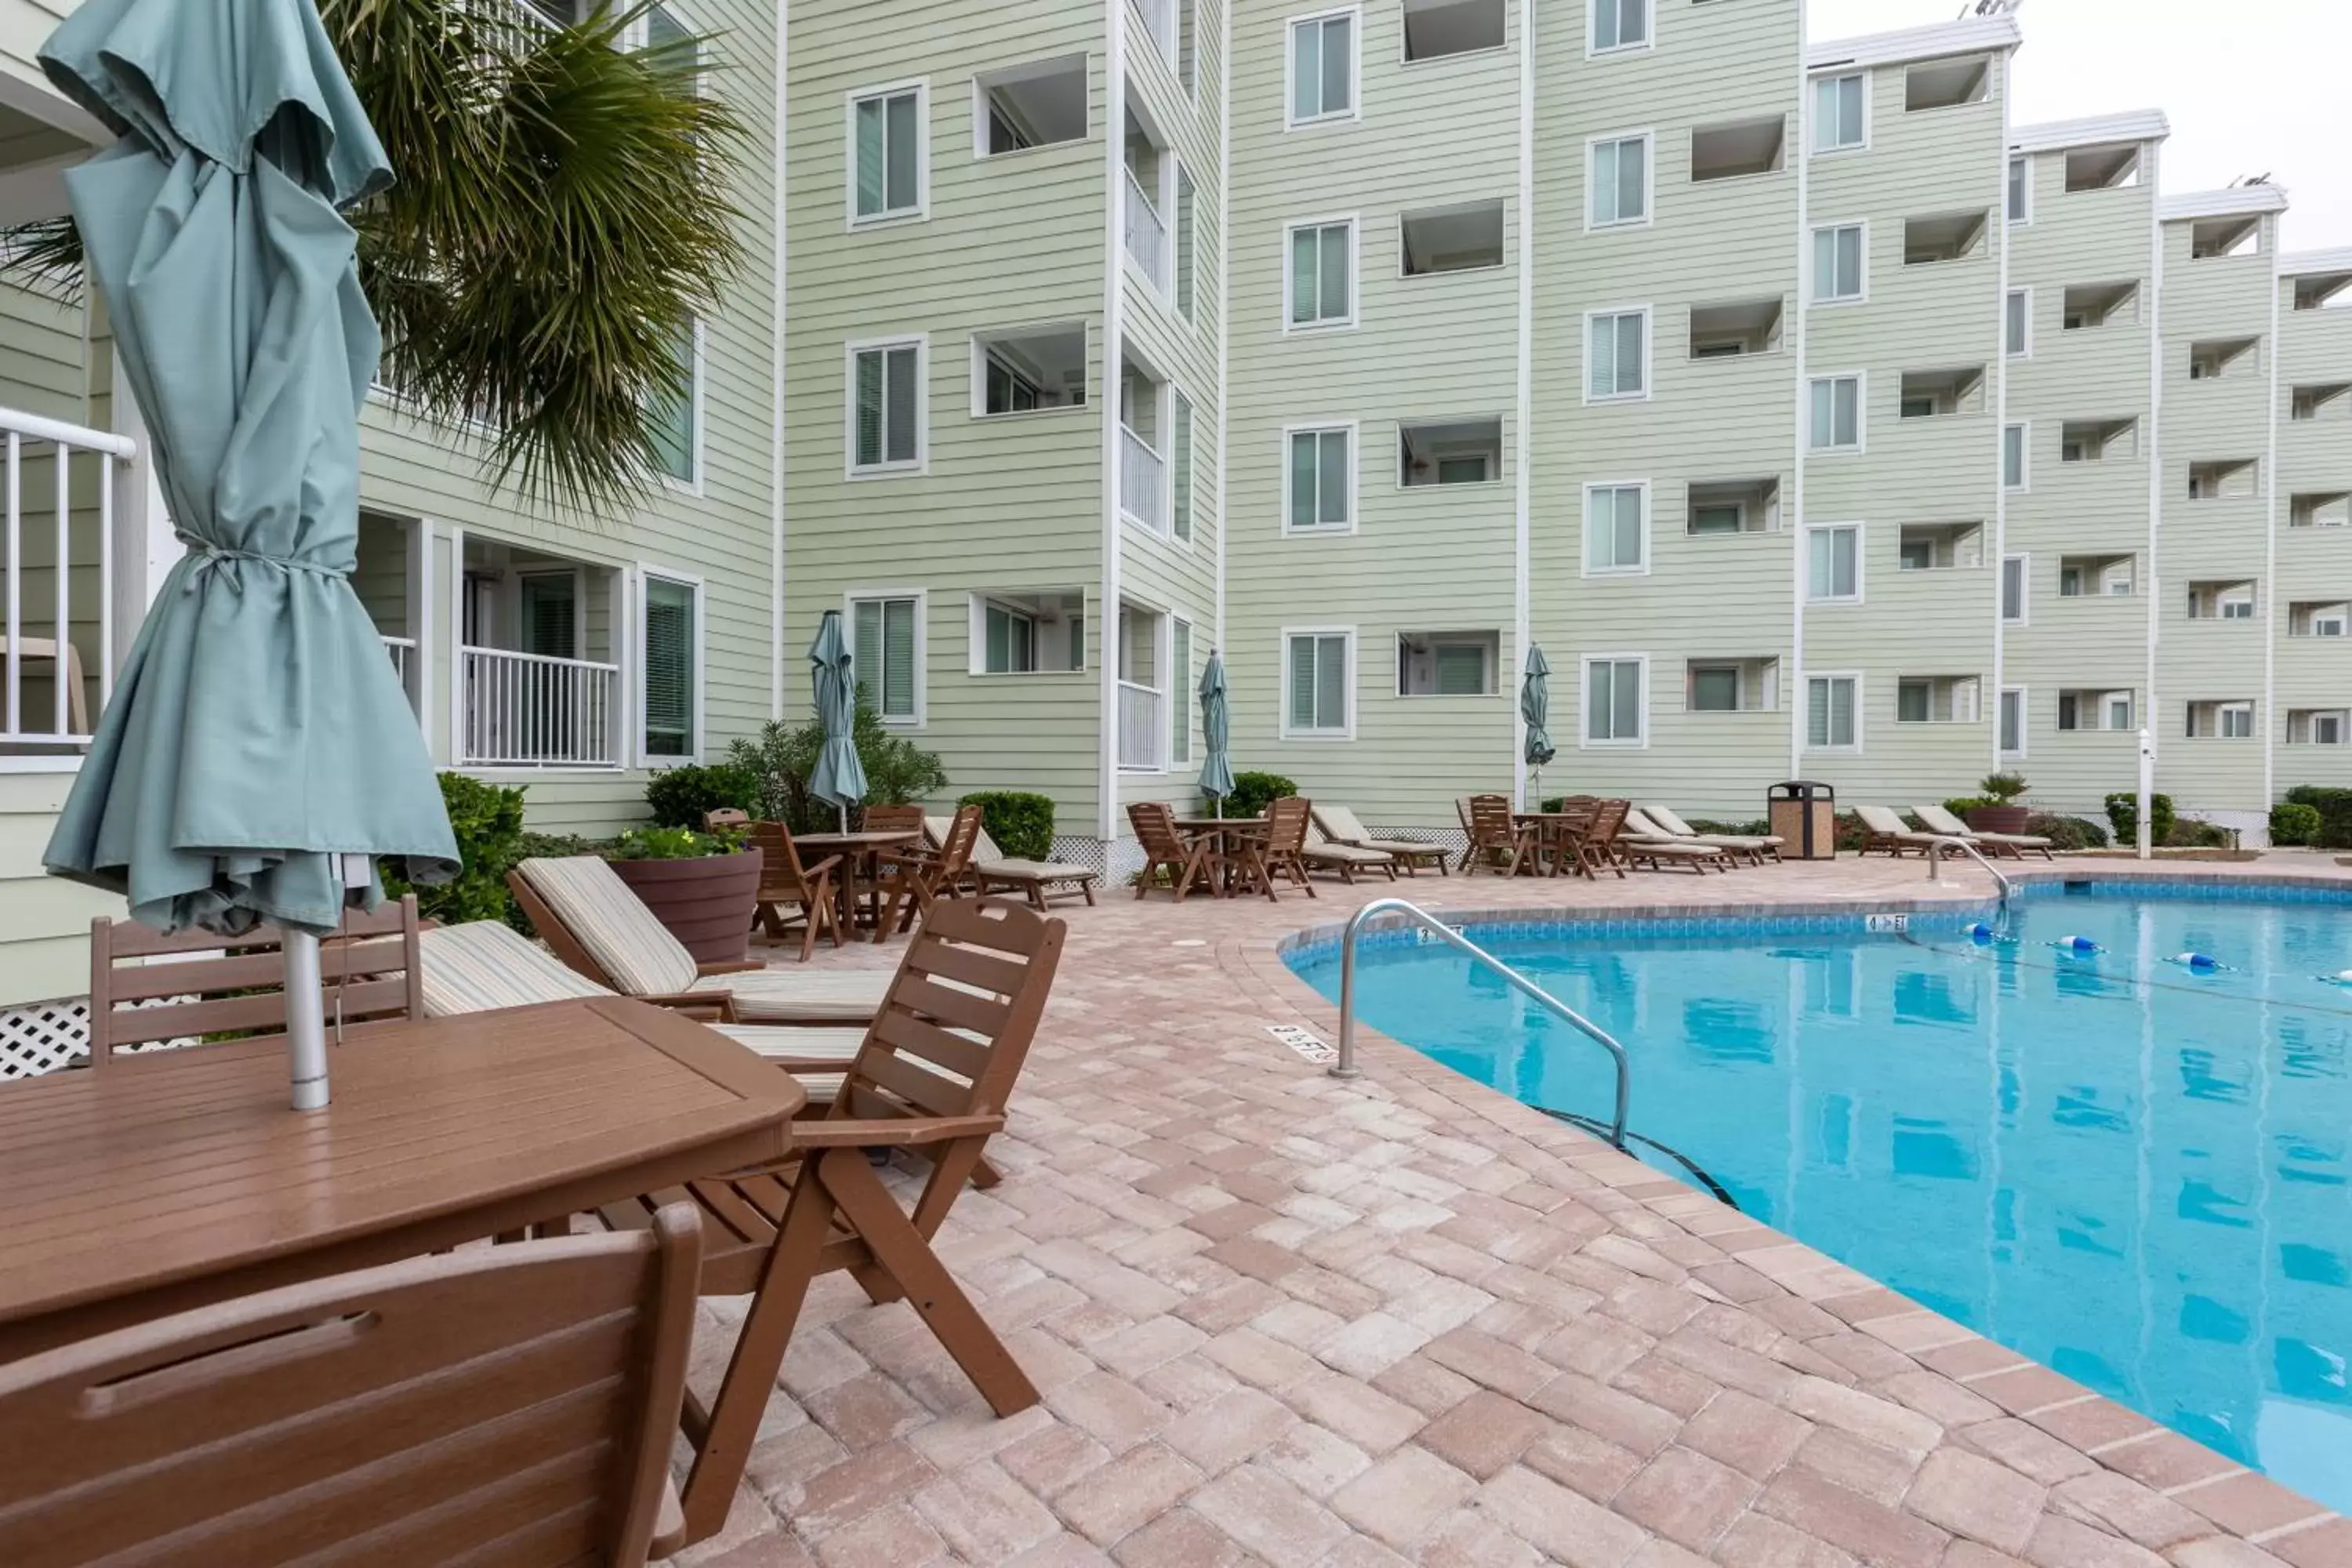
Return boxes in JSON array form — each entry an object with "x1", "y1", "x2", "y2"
[
  {"x1": 1131, "y1": 0, "x2": 1178, "y2": 68},
  {"x1": 459, "y1": 644, "x2": 622, "y2": 768},
  {"x1": 1123, "y1": 169, "x2": 1169, "y2": 292},
  {"x1": 1117, "y1": 680, "x2": 1165, "y2": 771},
  {"x1": 2, "y1": 407, "x2": 132, "y2": 756},
  {"x1": 380, "y1": 634, "x2": 423, "y2": 721},
  {"x1": 1120, "y1": 425, "x2": 1169, "y2": 535}
]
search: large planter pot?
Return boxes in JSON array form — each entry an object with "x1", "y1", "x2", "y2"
[
  {"x1": 610, "y1": 848, "x2": 763, "y2": 964},
  {"x1": 1965, "y1": 805, "x2": 2032, "y2": 837}
]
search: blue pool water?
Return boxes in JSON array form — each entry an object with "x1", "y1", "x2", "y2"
[{"x1": 1287, "y1": 886, "x2": 2352, "y2": 1508}]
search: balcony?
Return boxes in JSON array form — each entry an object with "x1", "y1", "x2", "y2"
[
  {"x1": 1116, "y1": 679, "x2": 1166, "y2": 771},
  {"x1": 1, "y1": 405, "x2": 135, "y2": 762},
  {"x1": 1123, "y1": 169, "x2": 1169, "y2": 292},
  {"x1": 459, "y1": 645, "x2": 622, "y2": 768},
  {"x1": 1131, "y1": 0, "x2": 1178, "y2": 69},
  {"x1": 1120, "y1": 424, "x2": 1169, "y2": 535}
]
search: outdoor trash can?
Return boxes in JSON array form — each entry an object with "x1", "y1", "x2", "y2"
[{"x1": 1769, "y1": 781, "x2": 1837, "y2": 860}]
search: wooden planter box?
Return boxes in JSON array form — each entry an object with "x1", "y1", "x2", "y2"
[
  {"x1": 610, "y1": 848, "x2": 764, "y2": 964},
  {"x1": 1965, "y1": 805, "x2": 2033, "y2": 837}
]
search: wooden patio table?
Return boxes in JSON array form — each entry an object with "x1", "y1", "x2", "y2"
[
  {"x1": 1514, "y1": 810, "x2": 1596, "y2": 877},
  {"x1": 0, "y1": 996, "x2": 804, "y2": 1362},
  {"x1": 1175, "y1": 815, "x2": 1269, "y2": 898},
  {"x1": 795, "y1": 828, "x2": 921, "y2": 938}
]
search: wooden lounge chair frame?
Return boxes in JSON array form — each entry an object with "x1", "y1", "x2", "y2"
[
  {"x1": 0, "y1": 1206, "x2": 704, "y2": 1568},
  {"x1": 1911, "y1": 803, "x2": 2056, "y2": 859},
  {"x1": 1302, "y1": 818, "x2": 1397, "y2": 884},
  {"x1": 1130, "y1": 801, "x2": 1217, "y2": 900},
  {"x1": 1640, "y1": 804, "x2": 1784, "y2": 864},
  {"x1": 1853, "y1": 804, "x2": 1949, "y2": 858},
  {"x1": 592, "y1": 899, "x2": 1067, "y2": 1552},
  {"x1": 508, "y1": 868, "x2": 761, "y2": 1015},
  {"x1": 748, "y1": 819, "x2": 845, "y2": 961},
  {"x1": 924, "y1": 815, "x2": 1102, "y2": 909},
  {"x1": 1312, "y1": 804, "x2": 1451, "y2": 876}
]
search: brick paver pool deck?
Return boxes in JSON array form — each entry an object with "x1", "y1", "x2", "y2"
[{"x1": 669, "y1": 852, "x2": 2352, "y2": 1568}]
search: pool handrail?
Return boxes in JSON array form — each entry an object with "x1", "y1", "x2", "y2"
[
  {"x1": 1332, "y1": 898, "x2": 1631, "y2": 1150},
  {"x1": 1926, "y1": 837, "x2": 2014, "y2": 905}
]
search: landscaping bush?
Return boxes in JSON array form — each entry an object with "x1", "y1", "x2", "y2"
[
  {"x1": 2165, "y1": 817, "x2": 2235, "y2": 850},
  {"x1": 608, "y1": 826, "x2": 742, "y2": 860},
  {"x1": 960, "y1": 791, "x2": 1055, "y2": 860},
  {"x1": 643, "y1": 762, "x2": 758, "y2": 829},
  {"x1": 2270, "y1": 801, "x2": 2324, "y2": 848},
  {"x1": 723, "y1": 702, "x2": 950, "y2": 833},
  {"x1": 514, "y1": 830, "x2": 602, "y2": 862},
  {"x1": 1944, "y1": 797, "x2": 1995, "y2": 818},
  {"x1": 2104, "y1": 791, "x2": 2175, "y2": 848},
  {"x1": 1831, "y1": 811, "x2": 1878, "y2": 853},
  {"x1": 2285, "y1": 786, "x2": 2352, "y2": 849},
  {"x1": 1689, "y1": 818, "x2": 1772, "y2": 837},
  {"x1": 1223, "y1": 771, "x2": 1297, "y2": 818},
  {"x1": 1980, "y1": 772, "x2": 2029, "y2": 805},
  {"x1": 2024, "y1": 812, "x2": 2108, "y2": 851},
  {"x1": 382, "y1": 772, "x2": 526, "y2": 928}
]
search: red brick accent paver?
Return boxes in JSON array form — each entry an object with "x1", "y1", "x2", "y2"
[{"x1": 659, "y1": 857, "x2": 2352, "y2": 1565}]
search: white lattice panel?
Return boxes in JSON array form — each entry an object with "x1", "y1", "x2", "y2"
[{"x1": 0, "y1": 996, "x2": 90, "y2": 1079}]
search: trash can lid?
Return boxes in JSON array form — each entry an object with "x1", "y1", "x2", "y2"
[{"x1": 1768, "y1": 780, "x2": 1836, "y2": 799}]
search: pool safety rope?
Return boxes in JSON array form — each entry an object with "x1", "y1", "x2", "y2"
[{"x1": 1533, "y1": 1105, "x2": 1742, "y2": 1211}]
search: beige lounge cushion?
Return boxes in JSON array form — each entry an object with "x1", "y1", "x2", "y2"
[
  {"x1": 686, "y1": 967, "x2": 891, "y2": 1022},
  {"x1": 1312, "y1": 804, "x2": 1374, "y2": 844},
  {"x1": 514, "y1": 856, "x2": 699, "y2": 995},
  {"x1": 978, "y1": 858, "x2": 1098, "y2": 884},
  {"x1": 1629, "y1": 840, "x2": 1722, "y2": 858},
  {"x1": 717, "y1": 1025, "x2": 868, "y2": 1064},
  {"x1": 419, "y1": 921, "x2": 610, "y2": 1015},
  {"x1": 1854, "y1": 805, "x2": 1944, "y2": 841}
]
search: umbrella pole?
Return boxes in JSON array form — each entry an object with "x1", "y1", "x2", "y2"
[{"x1": 283, "y1": 927, "x2": 329, "y2": 1112}]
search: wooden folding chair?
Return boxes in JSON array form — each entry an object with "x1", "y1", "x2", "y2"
[
  {"x1": 1465, "y1": 794, "x2": 1536, "y2": 877},
  {"x1": 1128, "y1": 801, "x2": 1215, "y2": 900},
  {"x1": 875, "y1": 803, "x2": 982, "y2": 938},
  {"x1": 1566, "y1": 799, "x2": 1632, "y2": 880},
  {"x1": 1253, "y1": 796, "x2": 1319, "y2": 898},
  {"x1": 0, "y1": 1205, "x2": 704, "y2": 1568},
  {"x1": 749, "y1": 819, "x2": 844, "y2": 961},
  {"x1": 591, "y1": 898, "x2": 1067, "y2": 1551},
  {"x1": 85, "y1": 897, "x2": 423, "y2": 1068},
  {"x1": 859, "y1": 803, "x2": 927, "y2": 835}
]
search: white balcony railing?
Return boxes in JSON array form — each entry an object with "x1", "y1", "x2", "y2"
[
  {"x1": 380, "y1": 634, "x2": 423, "y2": 723},
  {"x1": 1131, "y1": 0, "x2": 1178, "y2": 67},
  {"x1": 1123, "y1": 169, "x2": 1169, "y2": 292},
  {"x1": 459, "y1": 644, "x2": 622, "y2": 768},
  {"x1": 2, "y1": 407, "x2": 133, "y2": 759},
  {"x1": 1119, "y1": 425, "x2": 1169, "y2": 535},
  {"x1": 1117, "y1": 680, "x2": 1165, "y2": 771}
]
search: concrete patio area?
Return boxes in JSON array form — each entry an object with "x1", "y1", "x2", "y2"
[{"x1": 669, "y1": 851, "x2": 2352, "y2": 1568}]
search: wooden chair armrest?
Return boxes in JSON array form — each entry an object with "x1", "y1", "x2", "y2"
[
  {"x1": 696, "y1": 960, "x2": 767, "y2": 976},
  {"x1": 792, "y1": 1113, "x2": 1006, "y2": 1149},
  {"x1": 640, "y1": 991, "x2": 739, "y2": 1022},
  {"x1": 800, "y1": 854, "x2": 844, "y2": 878}
]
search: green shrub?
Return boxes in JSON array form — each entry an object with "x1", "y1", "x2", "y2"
[
  {"x1": 1944, "y1": 797, "x2": 1996, "y2": 818},
  {"x1": 2104, "y1": 791, "x2": 2176, "y2": 847},
  {"x1": 2270, "y1": 801, "x2": 2324, "y2": 847},
  {"x1": 608, "y1": 826, "x2": 743, "y2": 860},
  {"x1": 960, "y1": 791, "x2": 1054, "y2": 860},
  {"x1": 381, "y1": 772, "x2": 525, "y2": 928},
  {"x1": 2165, "y1": 817, "x2": 2235, "y2": 850},
  {"x1": 643, "y1": 762, "x2": 758, "y2": 829},
  {"x1": 514, "y1": 830, "x2": 603, "y2": 862},
  {"x1": 1538, "y1": 796, "x2": 1564, "y2": 813},
  {"x1": 722, "y1": 702, "x2": 950, "y2": 833},
  {"x1": 2024, "y1": 812, "x2": 2107, "y2": 851},
  {"x1": 1224, "y1": 771, "x2": 1297, "y2": 818},
  {"x1": 2286, "y1": 786, "x2": 2352, "y2": 849},
  {"x1": 1689, "y1": 817, "x2": 1772, "y2": 837}
]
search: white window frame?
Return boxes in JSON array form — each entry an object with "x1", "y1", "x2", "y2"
[
  {"x1": 2002, "y1": 420, "x2": 2029, "y2": 492},
  {"x1": 1396, "y1": 632, "x2": 1501, "y2": 698},
  {"x1": 844, "y1": 334, "x2": 928, "y2": 478},
  {"x1": 1806, "y1": 522, "x2": 1864, "y2": 604},
  {"x1": 654, "y1": 316, "x2": 707, "y2": 495},
  {"x1": 967, "y1": 323, "x2": 1090, "y2": 421},
  {"x1": 1810, "y1": 221, "x2": 1867, "y2": 305},
  {"x1": 845, "y1": 588, "x2": 928, "y2": 727},
  {"x1": 1281, "y1": 419, "x2": 1358, "y2": 535},
  {"x1": 1285, "y1": 5, "x2": 1363, "y2": 129},
  {"x1": 844, "y1": 78, "x2": 930, "y2": 228},
  {"x1": 2005, "y1": 287, "x2": 2032, "y2": 358},
  {"x1": 1581, "y1": 480, "x2": 1651, "y2": 577},
  {"x1": 1580, "y1": 653, "x2": 1650, "y2": 749},
  {"x1": 1808, "y1": 372, "x2": 1865, "y2": 453},
  {"x1": 1280, "y1": 625, "x2": 1358, "y2": 740},
  {"x1": 634, "y1": 564, "x2": 706, "y2": 769},
  {"x1": 1810, "y1": 71, "x2": 1868, "y2": 154},
  {"x1": 964, "y1": 593, "x2": 1086, "y2": 677},
  {"x1": 1998, "y1": 685, "x2": 2027, "y2": 758},
  {"x1": 1283, "y1": 214, "x2": 1359, "y2": 332},
  {"x1": 2006, "y1": 153, "x2": 2032, "y2": 226},
  {"x1": 1806, "y1": 672, "x2": 1863, "y2": 753},
  {"x1": 2001, "y1": 553, "x2": 2029, "y2": 625},
  {"x1": 1584, "y1": 305, "x2": 1653, "y2": 404},
  {"x1": 1171, "y1": 617, "x2": 1194, "y2": 762},
  {"x1": 2218, "y1": 700, "x2": 2255, "y2": 740},
  {"x1": 1585, "y1": 130, "x2": 1654, "y2": 232},
  {"x1": 1588, "y1": 0, "x2": 1653, "y2": 59}
]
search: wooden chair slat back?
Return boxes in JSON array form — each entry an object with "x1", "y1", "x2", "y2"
[
  {"x1": 0, "y1": 1207, "x2": 702, "y2": 1568},
  {"x1": 860, "y1": 804, "x2": 925, "y2": 835},
  {"x1": 704, "y1": 808, "x2": 750, "y2": 832},
  {"x1": 935, "y1": 805, "x2": 985, "y2": 878},
  {"x1": 1264, "y1": 796, "x2": 1312, "y2": 853},
  {"x1": 1468, "y1": 794, "x2": 1519, "y2": 846},
  {"x1": 88, "y1": 898, "x2": 423, "y2": 1067},
  {"x1": 1584, "y1": 800, "x2": 1629, "y2": 848},
  {"x1": 750, "y1": 820, "x2": 814, "y2": 890},
  {"x1": 1127, "y1": 801, "x2": 1189, "y2": 860},
  {"x1": 841, "y1": 898, "x2": 1066, "y2": 1123}
]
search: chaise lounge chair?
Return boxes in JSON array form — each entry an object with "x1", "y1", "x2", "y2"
[
  {"x1": 1853, "y1": 804, "x2": 1951, "y2": 858},
  {"x1": 1911, "y1": 803, "x2": 2056, "y2": 859},
  {"x1": 1639, "y1": 804, "x2": 1784, "y2": 864},
  {"x1": 509, "y1": 855, "x2": 891, "y2": 1022},
  {"x1": 1619, "y1": 807, "x2": 1737, "y2": 873},
  {"x1": 1311, "y1": 803, "x2": 1451, "y2": 875},
  {"x1": 924, "y1": 815, "x2": 1102, "y2": 909},
  {"x1": 1304, "y1": 816, "x2": 1398, "y2": 883}
]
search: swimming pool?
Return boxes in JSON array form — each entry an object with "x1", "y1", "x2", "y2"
[{"x1": 1285, "y1": 881, "x2": 2352, "y2": 1511}]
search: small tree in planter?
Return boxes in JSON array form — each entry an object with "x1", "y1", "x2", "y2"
[
  {"x1": 605, "y1": 823, "x2": 762, "y2": 964},
  {"x1": 1965, "y1": 773, "x2": 2032, "y2": 837}
]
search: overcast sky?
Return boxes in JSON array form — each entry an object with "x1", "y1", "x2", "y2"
[{"x1": 1805, "y1": 0, "x2": 2348, "y2": 253}]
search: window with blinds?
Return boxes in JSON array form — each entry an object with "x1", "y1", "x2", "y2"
[
  {"x1": 1584, "y1": 658, "x2": 1643, "y2": 744},
  {"x1": 1807, "y1": 675, "x2": 1858, "y2": 750},
  {"x1": 851, "y1": 85, "x2": 924, "y2": 220},
  {"x1": 1811, "y1": 225, "x2": 1864, "y2": 302},
  {"x1": 1289, "y1": 11, "x2": 1355, "y2": 124},
  {"x1": 1287, "y1": 426, "x2": 1352, "y2": 531},
  {"x1": 984, "y1": 604, "x2": 1035, "y2": 673},
  {"x1": 641, "y1": 575, "x2": 698, "y2": 758},
  {"x1": 1589, "y1": 135, "x2": 1649, "y2": 228},
  {"x1": 1284, "y1": 631, "x2": 1351, "y2": 736},
  {"x1": 650, "y1": 320, "x2": 698, "y2": 483},
  {"x1": 851, "y1": 342, "x2": 923, "y2": 471},
  {"x1": 1587, "y1": 310, "x2": 1647, "y2": 400},
  {"x1": 1807, "y1": 524, "x2": 1860, "y2": 601},
  {"x1": 1287, "y1": 220, "x2": 1354, "y2": 326},
  {"x1": 1173, "y1": 393, "x2": 1194, "y2": 542},
  {"x1": 520, "y1": 574, "x2": 577, "y2": 659},
  {"x1": 1813, "y1": 73, "x2": 1864, "y2": 152},
  {"x1": 853, "y1": 596, "x2": 920, "y2": 720},
  {"x1": 1171, "y1": 620, "x2": 1192, "y2": 763},
  {"x1": 1584, "y1": 485, "x2": 1646, "y2": 572},
  {"x1": 1809, "y1": 375, "x2": 1860, "y2": 448}
]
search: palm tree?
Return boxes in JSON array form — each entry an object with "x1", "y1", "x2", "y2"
[{"x1": 4, "y1": 0, "x2": 745, "y2": 518}]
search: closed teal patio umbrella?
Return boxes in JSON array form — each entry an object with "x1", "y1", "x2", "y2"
[
  {"x1": 808, "y1": 610, "x2": 867, "y2": 830},
  {"x1": 1197, "y1": 652, "x2": 1235, "y2": 815},
  {"x1": 38, "y1": 0, "x2": 457, "y2": 1108},
  {"x1": 1520, "y1": 645, "x2": 1555, "y2": 803}
]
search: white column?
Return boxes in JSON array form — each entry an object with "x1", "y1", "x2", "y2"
[{"x1": 106, "y1": 344, "x2": 177, "y2": 673}]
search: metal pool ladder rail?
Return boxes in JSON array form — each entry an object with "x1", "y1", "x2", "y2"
[
  {"x1": 1926, "y1": 837, "x2": 2014, "y2": 906},
  {"x1": 1332, "y1": 898, "x2": 1631, "y2": 1150}
]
